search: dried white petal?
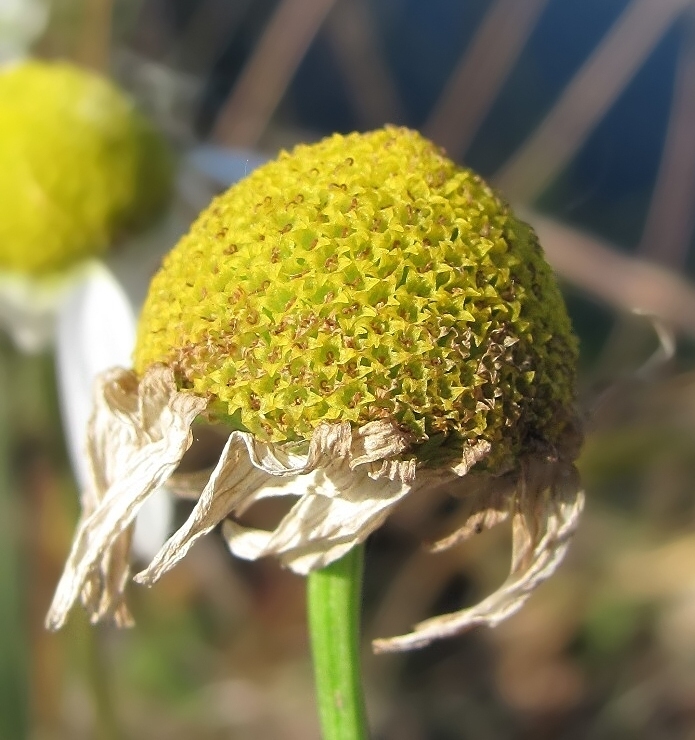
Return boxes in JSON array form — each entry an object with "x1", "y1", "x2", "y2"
[
  {"x1": 349, "y1": 420, "x2": 413, "y2": 468},
  {"x1": 372, "y1": 462, "x2": 584, "y2": 653},
  {"x1": 46, "y1": 365, "x2": 205, "y2": 629},
  {"x1": 426, "y1": 474, "x2": 517, "y2": 553},
  {"x1": 222, "y1": 461, "x2": 412, "y2": 574},
  {"x1": 135, "y1": 421, "x2": 458, "y2": 583},
  {"x1": 452, "y1": 439, "x2": 492, "y2": 476},
  {"x1": 0, "y1": 261, "x2": 94, "y2": 352}
]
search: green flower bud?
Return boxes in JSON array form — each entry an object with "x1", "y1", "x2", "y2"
[
  {"x1": 135, "y1": 126, "x2": 577, "y2": 471},
  {"x1": 0, "y1": 60, "x2": 173, "y2": 275}
]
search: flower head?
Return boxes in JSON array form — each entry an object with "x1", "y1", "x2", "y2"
[
  {"x1": 0, "y1": 59, "x2": 172, "y2": 274},
  {"x1": 48, "y1": 127, "x2": 584, "y2": 651},
  {"x1": 0, "y1": 59, "x2": 172, "y2": 349}
]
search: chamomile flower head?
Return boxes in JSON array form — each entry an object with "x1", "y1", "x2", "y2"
[
  {"x1": 0, "y1": 59, "x2": 172, "y2": 275},
  {"x1": 48, "y1": 127, "x2": 584, "y2": 651},
  {"x1": 136, "y1": 126, "x2": 576, "y2": 469}
]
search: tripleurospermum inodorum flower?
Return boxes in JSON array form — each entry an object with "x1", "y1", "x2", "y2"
[{"x1": 48, "y1": 126, "x2": 584, "y2": 651}]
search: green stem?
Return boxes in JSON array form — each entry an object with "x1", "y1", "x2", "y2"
[{"x1": 307, "y1": 544, "x2": 369, "y2": 740}]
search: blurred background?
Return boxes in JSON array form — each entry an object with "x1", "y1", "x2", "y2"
[{"x1": 3, "y1": 0, "x2": 695, "y2": 737}]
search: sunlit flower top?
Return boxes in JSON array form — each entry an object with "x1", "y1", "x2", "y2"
[
  {"x1": 0, "y1": 59, "x2": 172, "y2": 274},
  {"x1": 48, "y1": 127, "x2": 584, "y2": 652},
  {"x1": 136, "y1": 127, "x2": 576, "y2": 470}
]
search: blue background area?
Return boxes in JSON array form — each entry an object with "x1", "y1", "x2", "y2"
[
  {"x1": 281, "y1": 0, "x2": 686, "y2": 255},
  {"x1": 188, "y1": 0, "x2": 693, "y2": 359}
]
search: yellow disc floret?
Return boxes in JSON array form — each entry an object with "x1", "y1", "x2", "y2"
[
  {"x1": 0, "y1": 60, "x2": 172, "y2": 275},
  {"x1": 135, "y1": 127, "x2": 577, "y2": 467}
]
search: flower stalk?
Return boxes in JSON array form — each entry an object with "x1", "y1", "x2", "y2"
[{"x1": 308, "y1": 544, "x2": 369, "y2": 740}]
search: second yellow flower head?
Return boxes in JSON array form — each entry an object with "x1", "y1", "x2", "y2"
[{"x1": 0, "y1": 60, "x2": 172, "y2": 275}]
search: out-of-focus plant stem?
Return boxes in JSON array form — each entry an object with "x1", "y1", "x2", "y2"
[
  {"x1": 75, "y1": 616, "x2": 122, "y2": 740},
  {"x1": 78, "y1": 0, "x2": 113, "y2": 71}
]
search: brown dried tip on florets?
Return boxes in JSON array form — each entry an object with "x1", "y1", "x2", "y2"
[{"x1": 47, "y1": 127, "x2": 584, "y2": 652}]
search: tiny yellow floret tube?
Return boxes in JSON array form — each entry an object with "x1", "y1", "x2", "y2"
[
  {"x1": 0, "y1": 60, "x2": 172, "y2": 275},
  {"x1": 136, "y1": 126, "x2": 577, "y2": 472}
]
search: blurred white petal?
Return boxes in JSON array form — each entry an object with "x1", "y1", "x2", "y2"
[
  {"x1": 56, "y1": 218, "x2": 176, "y2": 562},
  {"x1": 0, "y1": 262, "x2": 93, "y2": 353},
  {"x1": 0, "y1": 0, "x2": 48, "y2": 63},
  {"x1": 57, "y1": 263, "x2": 136, "y2": 487},
  {"x1": 131, "y1": 486, "x2": 176, "y2": 561}
]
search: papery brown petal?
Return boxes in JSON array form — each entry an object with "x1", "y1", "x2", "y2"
[
  {"x1": 452, "y1": 439, "x2": 492, "y2": 476},
  {"x1": 223, "y1": 460, "x2": 417, "y2": 574},
  {"x1": 368, "y1": 457, "x2": 417, "y2": 483},
  {"x1": 134, "y1": 430, "x2": 272, "y2": 584},
  {"x1": 350, "y1": 420, "x2": 413, "y2": 469},
  {"x1": 372, "y1": 462, "x2": 584, "y2": 653},
  {"x1": 135, "y1": 421, "x2": 437, "y2": 582},
  {"x1": 426, "y1": 475, "x2": 516, "y2": 553},
  {"x1": 46, "y1": 365, "x2": 205, "y2": 630}
]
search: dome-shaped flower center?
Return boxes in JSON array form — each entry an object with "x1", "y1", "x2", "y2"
[
  {"x1": 0, "y1": 60, "x2": 172, "y2": 275},
  {"x1": 135, "y1": 127, "x2": 576, "y2": 468}
]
